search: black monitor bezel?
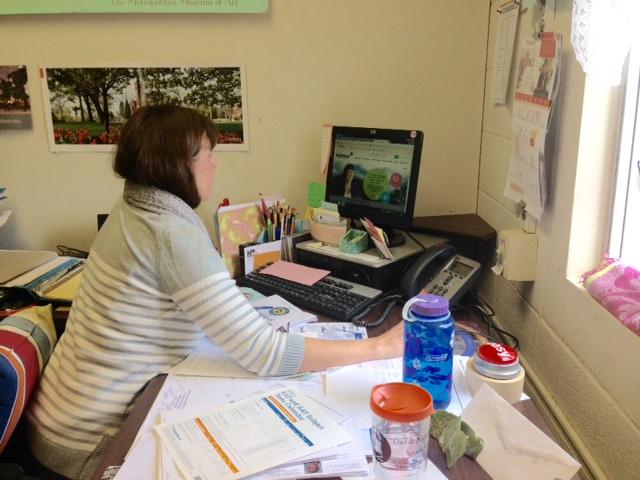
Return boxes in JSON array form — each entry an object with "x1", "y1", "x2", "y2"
[{"x1": 325, "y1": 125, "x2": 423, "y2": 231}]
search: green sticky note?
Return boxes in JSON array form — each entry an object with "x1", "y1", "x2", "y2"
[
  {"x1": 307, "y1": 182, "x2": 326, "y2": 208},
  {"x1": 320, "y1": 201, "x2": 338, "y2": 212}
]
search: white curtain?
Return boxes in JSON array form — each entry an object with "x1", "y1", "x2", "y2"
[{"x1": 571, "y1": 0, "x2": 640, "y2": 85}]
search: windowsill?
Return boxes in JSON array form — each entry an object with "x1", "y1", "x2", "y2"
[{"x1": 565, "y1": 274, "x2": 638, "y2": 340}]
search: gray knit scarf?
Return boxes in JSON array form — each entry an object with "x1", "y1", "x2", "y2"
[{"x1": 122, "y1": 181, "x2": 208, "y2": 234}]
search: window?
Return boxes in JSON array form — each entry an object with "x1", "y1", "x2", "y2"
[{"x1": 610, "y1": 44, "x2": 640, "y2": 269}]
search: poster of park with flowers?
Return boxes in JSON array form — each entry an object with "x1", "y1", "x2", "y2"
[{"x1": 41, "y1": 66, "x2": 248, "y2": 152}]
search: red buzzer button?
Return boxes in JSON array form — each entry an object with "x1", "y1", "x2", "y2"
[{"x1": 477, "y1": 343, "x2": 518, "y2": 366}]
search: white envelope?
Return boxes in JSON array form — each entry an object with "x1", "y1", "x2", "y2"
[{"x1": 461, "y1": 384, "x2": 581, "y2": 480}]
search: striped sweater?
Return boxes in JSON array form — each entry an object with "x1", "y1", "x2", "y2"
[{"x1": 26, "y1": 183, "x2": 305, "y2": 479}]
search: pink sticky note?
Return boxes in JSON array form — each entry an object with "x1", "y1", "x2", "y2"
[{"x1": 261, "y1": 261, "x2": 330, "y2": 286}]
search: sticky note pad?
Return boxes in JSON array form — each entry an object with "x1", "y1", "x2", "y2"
[
  {"x1": 307, "y1": 182, "x2": 326, "y2": 208},
  {"x1": 261, "y1": 260, "x2": 330, "y2": 286}
]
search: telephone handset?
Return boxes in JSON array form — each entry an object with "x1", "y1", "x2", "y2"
[{"x1": 400, "y1": 244, "x2": 481, "y2": 305}]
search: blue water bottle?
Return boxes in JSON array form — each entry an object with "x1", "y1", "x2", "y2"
[{"x1": 402, "y1": 294, "x2": 454, "y2": 409}]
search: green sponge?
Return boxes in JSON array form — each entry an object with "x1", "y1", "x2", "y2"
[
  {"x1": 429, "y1": 410, "x2": 484, "y2": 468},
  {"x1": 461, "y1": 420, "x2": 484, "y2": 459}
]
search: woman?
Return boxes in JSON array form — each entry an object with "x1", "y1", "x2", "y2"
[
  {"x1": 339, "y1": 163, "x2": 363, "y2": 198},
  {"x1": 25, "y1": 105, "x2": 402, "y2": 479}
]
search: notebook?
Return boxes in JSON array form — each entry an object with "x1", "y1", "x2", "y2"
[{"x1": 0, "y1": 250, "x2": 58, "y2": 284}]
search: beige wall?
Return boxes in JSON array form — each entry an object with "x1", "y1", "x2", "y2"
[
  {"x1": 478, "y1": 1, "x2": 640, "y2": 478},
  {"x1": 0, "y1": 0, "x2": 489, "y2": 251}
]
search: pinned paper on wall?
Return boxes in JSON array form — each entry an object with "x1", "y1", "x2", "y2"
[
  {"x1": 492, "y1": 1, "x2": 520, "y2": 104},
  {"x1": 0, "y1": 65, "x2": 32, "y2": 130},
  {"x1": 320, "y1": 124, "x2": 333, "y2": 175},
  {"x1": 503, "y1": 32, "x2": 562, "y2": 220}
]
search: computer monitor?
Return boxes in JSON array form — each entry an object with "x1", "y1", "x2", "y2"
[{"x1": 325, "y1": 126, "x2": 424, "y2": 246}]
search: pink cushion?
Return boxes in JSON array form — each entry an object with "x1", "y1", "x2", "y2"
[
  {"x1": 582, "y1": 257, "x2": 640, "y2": 336},
  {"x1": 0, "y1": 305, "x2": 57, "y2": 453}
]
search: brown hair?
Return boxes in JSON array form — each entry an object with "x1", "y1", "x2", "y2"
[{"x1": 113, "y1": 104, "x2": 219, "y2": 208}]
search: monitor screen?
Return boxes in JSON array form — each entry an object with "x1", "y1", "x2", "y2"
[{"x1": 325, "y1": 126, "x2": 423, "y2": 239}]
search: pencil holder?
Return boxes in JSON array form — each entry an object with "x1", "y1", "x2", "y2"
[{"x1": 339, "y1": 229, "x2": 369, "y2": 254}]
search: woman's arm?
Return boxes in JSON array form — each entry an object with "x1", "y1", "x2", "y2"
[{"x1": 298, "y1": 322, "x2": 403, "y2": 372}]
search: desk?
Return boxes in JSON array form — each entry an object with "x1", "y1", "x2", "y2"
[{"x1": 91, "y1": 305, "x2": 578, "y2": 480}]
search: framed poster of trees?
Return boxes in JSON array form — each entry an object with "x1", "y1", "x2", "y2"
[
  {"x1": 40, "y1": 65, "x2": 248, "y2": 152},
  {"x1": 0, "y1": 65, "x2": 32, "y2": 130}
]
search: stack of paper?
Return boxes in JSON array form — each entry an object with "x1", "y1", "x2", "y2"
[
  {"x1": 0, "y1": 250, "x2": 57, "y2": 284},
  {"x1": 2, "y1": 254, "x2": 85, "y2": 302},
  {"x1": 114, "y1": 375, "x2": 370, "y2": 480},
  {"x1": 155, "y1": 387, "x2": 358, "y2": 480}
]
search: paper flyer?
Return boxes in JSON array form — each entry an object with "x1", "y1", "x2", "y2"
[{"x1": 250, "y1": 294, "x2": 317, "y2": 331}]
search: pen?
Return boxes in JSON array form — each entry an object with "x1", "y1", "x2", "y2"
[
  {"x1": 266, "y1": 218, "x2": 273, "y2": 241},
  {"x1": 259, "y1": 194, "x2": 270, "y2": 224}
]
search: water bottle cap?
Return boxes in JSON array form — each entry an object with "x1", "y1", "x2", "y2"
[
  {"x1": 410, "y1": 294, "x2": 450, "y2": 317},
  {"x1": 473, "y1": 343, "x2": 522, "y2": 380},
  {"x1": 370, "y1": 382, "x2": 434, "y2": 422}
]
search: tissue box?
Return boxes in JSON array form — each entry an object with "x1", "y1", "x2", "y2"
[
  {"x1": 339, "y1": 229, "x2": 368, "y2": 254},
  {"x1": 310, "y1": 218, "x2": 347, "y2": 245}
]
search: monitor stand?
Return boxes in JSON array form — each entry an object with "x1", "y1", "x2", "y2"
[{"x1": 384, "y1": 228, "x2": 406, "y2": 247}]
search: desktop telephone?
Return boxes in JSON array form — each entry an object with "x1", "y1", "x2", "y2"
[
  {"x1": 400, "y1": 244, "x2": 481, "y2": 305},
  {"x1": 351, "y1": 243, "x2": 481, "y2": 326}
]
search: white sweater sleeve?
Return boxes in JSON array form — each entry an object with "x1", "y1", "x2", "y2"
[{"x1": 159, "y1": 220, "x2": 305, "y2": 376}]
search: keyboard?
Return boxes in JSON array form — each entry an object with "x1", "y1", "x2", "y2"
[{"x1": 238, "y1": 271, "x2": 383, "y2": 321}]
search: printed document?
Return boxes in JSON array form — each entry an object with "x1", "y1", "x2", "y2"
[
  {"x1": 159, "y1": 414, "x2": 368, "y2": 480},
  {"x1": 251, "y1": 294, "x2": 317, "y2": 331},
  {"x1": 155, "y1": 386, "x2": 352, "y2": 480},
  {"x1": 289, "y1": 321, "x2": 367, "y2": 340},
  {"x1": 324, "y1": 356, "x2": 475, "y2": 430},
  {"x1": 114, "y1": 375, "x2": 326, "y2": 480}
]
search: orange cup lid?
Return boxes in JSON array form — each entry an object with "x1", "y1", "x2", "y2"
[{"x1": 370, "y1": 382, "x2": 435, "y2": 423}]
